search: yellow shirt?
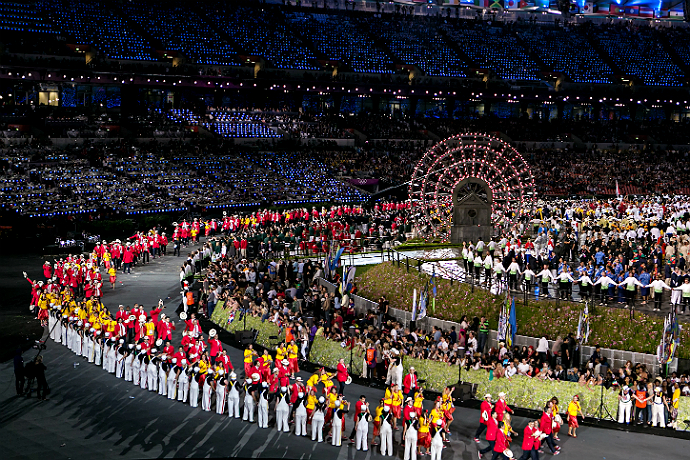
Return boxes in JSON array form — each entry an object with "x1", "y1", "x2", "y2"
[
  {"x1": 276, "y1": 346, "x2": 286, "y2": 362},
  {"x1": 430, "y1": 408, "x2": 443, "y2": 425},
  {"x1": 567, "y1": 401, "x2": 580, "y2": 417},
  {"x1": 374, "y1": 405, "x2": 384, "y2": 422},
  {"x1": 306, "y1": 394, "x2": 317, "y2": 410},
  {"x1": 145, "y1": 322, "x2": 155, "y2": 336},
  {"x1": 384, "y1": 388, "x2": 393, "y2": 406},
  {"x1": 198, "y1": 360, "x2": 208, "y2": 374},
  {"x1": 672, "y1": 389, "x2": 680, "y2": 409},
  {"x1": 261, "y1": 354, "x2": 272, "y2": 368},
  {"x1": 328, "y1": 392, "x2": 338, "y2": 409},
  {"x1": 391, "y1": 390, "x2": 403, "y2": 407},
  {"x1": 419, "y1": 417, "x2": 430, "y2": 433},
  {"x1": 108, "y1": 267, "x2": 116, "y2": 277},
  {"x1": 244, "y1": 349, "x2": 253, "y2": 364},
  {"x1": 414, "y1": 392, "x2": 424, "y2": 409},
  {"x1": 287, "y1": 344, "x2": 298, "y2": 359},
  {"x1": 442, "y1": 394, "x2": 453, "y2": 410},
  {"x1": 307, "y1": 373, "x2": 319, "y2": 388}
]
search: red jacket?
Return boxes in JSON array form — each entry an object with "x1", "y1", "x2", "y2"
[
  {"x1": 540, "y1": 412, "x2": 553, "y2": 435},
  {"x1": 403, "y1": 373, "x2": 418, "y2": 394},
  {"x1": 495, "y1": 399, "x2": 512, "y2": 422},
  {"x1": 486, "y1": 417, "x2": 499, "y2": 441},
  {"x1": 480, "y1": 400, "x2": 493, "y2": 424},
  {"x1": 123, "y1": 249, "x2": 134, "y2": 264},
  {"x1": 522, "y1": 425, "x2": 535, "y2": 451},
  {"x1": 336, "y1": 363, "x2": 348, "y2": 383},
  {"x1": 209, "y1": 338, "x2": 223, "y2": 357},
  {"x1": 494, "y1": 430, "x2": 508, "y2": 453}
]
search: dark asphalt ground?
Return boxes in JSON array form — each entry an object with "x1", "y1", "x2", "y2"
[{"x1": 0, "y1": 244, "x2": 688, "y2": 460}]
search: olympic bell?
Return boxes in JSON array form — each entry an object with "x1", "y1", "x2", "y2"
[{"x1": 450, "y1": 178, "x2": 493, "y2": 245}]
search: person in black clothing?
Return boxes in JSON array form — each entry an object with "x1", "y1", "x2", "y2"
[
  {"x1": 23, "y1": 356, "x2": 35, "y2": 397},
  {"x1": 13, "y1": 347, "x2": 24, "y2": 395},
  {"x1": 30, "y1": 355, "x2": 48, "y2": 400}
]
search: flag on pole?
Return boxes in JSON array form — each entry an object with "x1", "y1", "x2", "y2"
[
  {"x1": 418, "y1": 285, "x2": 428, "y2": 320},
  {"x1": 341, "y1": 265, "x2": 356, "y2": 294},
  {"x1": 497, "y1": 296, "x2": 508, "y2": 342},
  {"x1": 583, "y1": 303, "x2": 590, "y2": 343},
  {"x1": 665, "y1": 310, "x2": 681, "y2": 364},
  {"x1": 506, "y1": 297, "x2": 517, "y2": 347},
  {"x1": 411, "y1": 288, "x2": 418, "y2": 322},
  {"x1": 616, "y1": 179, "x2": 620, "y2": 197}
]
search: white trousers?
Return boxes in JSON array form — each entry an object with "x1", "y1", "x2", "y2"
[
  {"x1": 243, "y1": 395, "x2": 255, "y2": 422},
  {"x1": 178, "y1": 379, "x2": 189, "y2": 403},
  {"x1": 295, "y1": 411, "x2": 307, "y2": 436},
  {"x1": 430, "y1": 441, "x2": 443, "y2": 460},
  {"x1": 380, "y1": 421, "x2": 393, "y2": 456},
  {"x1": 404, "y1": 428, "x2": 418, "y2": 460},
  {"x1": 671, "y1": 290, "x2": 681, "y2": 305},
  {"x1": 356, "y1": 420, "x2": 369, "y2": 451},
  {"x1": 216, "y1": 388, "x2": 226, "y2": 414},
  {"x1": 312, "y1": 414, "x2": 324, "y2": 442},
  {"x1": 276, "y1": 405, "x2": 290, "y2": 432},
  {"x1": 147, "y1": 371, "x2": 157, "y2": 392},
  {"x1": 159, "y1": 373, "x2": 167, "y2": 396},
  {"x1": 651, "y1": 404, "x2": 666, "y2": 427},
  {"x1": 332, "y1": 415, "x2": 343, "y2": 446},
  {"x1": 618, "y1": 401, "x2": 632, "y2": 424},
  {"x1": 258, "y1": 400, "x2": 269, "y2": 428},
  {"x1": 189, "y1": 381, "x2": 199, "y2": 408},
  {"x1": 228, "y1": 394, "x2": 241, "y2": 418}
]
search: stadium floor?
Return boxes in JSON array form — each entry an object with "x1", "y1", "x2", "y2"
[{"x1": 0, "y1": 244, "x2": 687, "y2": 460}]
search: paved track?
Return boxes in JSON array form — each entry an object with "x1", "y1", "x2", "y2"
[{"x1": 0, "y1": 245, "x2": 688, "y2": 459}]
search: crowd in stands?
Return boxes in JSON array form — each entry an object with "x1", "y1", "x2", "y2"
[{"x1": 2, "y1": 1, "x2": 690, "y2": 88}]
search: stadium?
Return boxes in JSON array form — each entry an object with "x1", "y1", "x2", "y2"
[{"x1": 1, "y1": 1, "x2": 690, "y2": 459}]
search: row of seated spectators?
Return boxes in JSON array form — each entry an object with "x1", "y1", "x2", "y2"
[
  {"x1": 1, "y1": 1, "x2": 690, "y2": 86},
  {"x1": 0, "y1": 138, "x2": 367, "y2": 217}
]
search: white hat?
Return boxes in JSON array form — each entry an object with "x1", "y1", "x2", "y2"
[
  {"x1": 298, "y1": 392, "x2": 304, "y2": 398},
  {"x1": 282, "y1": 359, "x2": 289, "y2": 365},
  {"x1": 296, "y1": 376, "x2": 303, "y2": 382},
  {"x1": 230, "y1": 372, "x2": 237, "y2": 380},
  {"x1": 207, "y1": 369, "x2": 214, "y2": 374},
  {"x1": 484, "y1": 394, "x2": 492, "y2": 399},
  {"x1": 139, "y1": 314, "x2": 146, "y2": 322},
  {"x1": 155, "y1": 339, "x2": 163, "y2": 347},
  {"x1": 193, "y1": 366, "x2": 200, "y2": 373},
  {"x1": 436, "y1": 419, "x2": 443, "y2": 426},
  {"x1": 172, "y1": 358, "x2": 177, "y2": 363},
  {"x1": 281, "y1": 386, "x2": 287, "y2": 392},
  {"x1": 251, "y1": 373, "x2": 260, "y2": 381},
  {"x1": 383, "y1": 406, "x2": 389, "y2": 412},
  {"x1": 498, "y1": 392, "x2": 506, "y2": 398},
  {"x1": 218, "y1": 369, "x2": 224, "y2": 375},
  {"x1": 655, "y1": 387, "x2": 662, "y2": 393},
  {"x1": 318, "y1": 396, "x2": 325, "y2": 404},
  {"x1": 262, "y1": 381, "x2": 268, "y2": 388},
  {"x1": 334, "y1": 401, "x2": 341, "y2": 408},
  {"x1": 361, "y1": 405, "x2": 367, "y2": 412},
  {"x1": 119, "y1": 339, "x2": 124, "y2": 344},
  {"x1": 209, "y1": 328, "x2": 217, "y2": 338}
]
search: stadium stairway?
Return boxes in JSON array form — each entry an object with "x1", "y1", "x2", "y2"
[
  {"x1": 658, "y1": 33, "x2": 690, "y2": 80},
  {"x1": 109, "y1": 2, "x2": 163, "y2": 58},
  {"x1": 584, "y1": 29, "x2": 623, "y2": 77},
  {"x1": 437, "y1": 27, "x2": 479, "y2": 73}
]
